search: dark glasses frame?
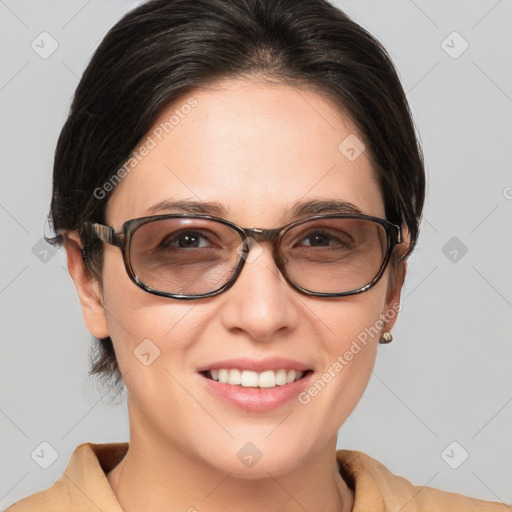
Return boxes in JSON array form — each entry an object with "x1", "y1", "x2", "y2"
[{"x1": 84, "y1": 213, "x2": 403, "y2": 300}]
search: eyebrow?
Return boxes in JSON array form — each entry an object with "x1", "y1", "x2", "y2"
[
  {"x1": 289, "y1": 199, "x2": 363, "y2": 216},
  {"x1": 145, "y1": 198, "x2": 363, "y2": 219},
  {"x1": 146, "y1": 199, "x2": 229, "y2": 217}
]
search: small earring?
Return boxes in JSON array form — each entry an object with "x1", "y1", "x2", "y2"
[{"x1": 379, "y1": 331, "x2": 393, "y2": 344}]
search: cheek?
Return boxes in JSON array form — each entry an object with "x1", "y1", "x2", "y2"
[
  {"x1": 98, "y1": 249, "x2": 199, "y2": 374},
  {"x1": 319, "y1": 282, "x2": 388, "y2": 358},
  {"x1": 300, "y1": 284, "x2": 388, "y2": 424}
]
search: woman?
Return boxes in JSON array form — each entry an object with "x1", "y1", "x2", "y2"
[{"x1": 6, "y1": 0, "x2": 509, "y2": 510}]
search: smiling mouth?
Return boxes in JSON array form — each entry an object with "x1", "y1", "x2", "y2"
[{"x1": 201, "y1": 368, "x2": 312, "y2": 389}]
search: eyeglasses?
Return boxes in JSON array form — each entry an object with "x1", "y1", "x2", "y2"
[{"x1": 85, "y1": 213, "x2": 402, "y2": 300}]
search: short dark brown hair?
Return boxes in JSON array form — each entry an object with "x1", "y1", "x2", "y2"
[{"x1": 47, "y1": 0, "x2": 425, "y2": 394}]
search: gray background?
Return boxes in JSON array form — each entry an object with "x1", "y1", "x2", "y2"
[{"x1": 1, "y1": 0, "x2": 511, "y2": 508}]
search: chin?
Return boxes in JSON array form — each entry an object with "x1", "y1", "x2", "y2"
[{"x1": 198, "y1": 436, "x2": 313, "y2": 480}]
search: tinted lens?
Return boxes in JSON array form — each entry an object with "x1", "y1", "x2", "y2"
[
  {"x1": 281, "y1": 218, "x2": 388, "y2": 294},
  {"x1": 129, "y1": 218, "x2": 242, "y2": 295}
]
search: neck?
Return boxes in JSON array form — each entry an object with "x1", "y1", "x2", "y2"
[{"x1": 107, "y1": 399, "x2": 354, "y2": 512}]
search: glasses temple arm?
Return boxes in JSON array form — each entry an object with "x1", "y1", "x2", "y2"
[{"x1": 88, "y1": 222, "x2": 126, "y2": 248}]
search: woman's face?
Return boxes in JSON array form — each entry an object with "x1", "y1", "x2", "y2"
[{"x1": 74, "y1": 78, "x2": 402, "y2": 476}]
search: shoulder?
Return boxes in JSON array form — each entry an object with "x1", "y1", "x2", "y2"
[
  {"x1": 4, "y1": 484, "x2": 70, "y2": 512},
  {"x1": 336, "y1": 450, "x2": 510, "y2": 511},
  {"x1": 5, "y1": 442, "x2": 127, "y2": 512},
  {"x1": 5, "y1": 459, "x2": 76, "y2": 512}
]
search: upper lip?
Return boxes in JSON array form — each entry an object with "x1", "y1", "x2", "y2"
[{"x1": 197, "y1": 357, "x2": 312, "y2": 373}]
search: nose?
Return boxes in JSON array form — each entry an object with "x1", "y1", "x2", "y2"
[{"x1": 218, "y1": 241, "x2": 299, "y2": 342}]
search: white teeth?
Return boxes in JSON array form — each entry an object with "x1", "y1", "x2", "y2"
[
  {"x1": 218, "y1": 369, "x2": 228, "y2": 384},
  {"x1": 275, "y1": 369, "x2": 287, "y2": 385},
  {"x1": 207, "y1": 368, "x2": 306, "y2": 388},
  {"x1": 240, "y1": 370, "x2": 258, "y2": 387},
  {"x1": 258, "y1": 370, "x2": 275, "y2": 388},
  {"x1": 227, "y1": 368, "x2": 241, "y2": 385}
]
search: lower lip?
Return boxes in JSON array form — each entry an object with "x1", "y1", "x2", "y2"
[{"x1": 200, "y1": 373, "x2": 313, "y2": 412}]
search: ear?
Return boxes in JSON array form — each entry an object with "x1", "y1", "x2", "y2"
[
  {"x1": 63, "y1": 231, "x2": 110, "y2": 339},
  {"x1": 382, "y1": 224, "x2": 410, "y2": 332}
]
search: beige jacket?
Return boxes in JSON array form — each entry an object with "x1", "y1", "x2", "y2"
[{"x1": 6, "y1": 443, "x2": 510, "y2": 511}]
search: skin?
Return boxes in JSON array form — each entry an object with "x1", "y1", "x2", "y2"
[{"x1": 65, "y1": 78, "x2": 406, "y2": 512}]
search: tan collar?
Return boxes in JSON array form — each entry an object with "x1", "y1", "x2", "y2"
[{"x1": 7, "y1": 442, "x2": 507, "y2": 512}]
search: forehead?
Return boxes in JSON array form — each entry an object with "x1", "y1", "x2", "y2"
[{"x1": 106, "y1": 79, "x2": 384, "y2": 228}]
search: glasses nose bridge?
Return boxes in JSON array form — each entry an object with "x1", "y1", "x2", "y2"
[{"x1": 244, "y1": 226, "x2": 281, "y2": 245}]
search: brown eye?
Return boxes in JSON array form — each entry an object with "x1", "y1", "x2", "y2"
[
  {"x1": 160, "y1": 230, "x2": 212, "y2": 249},
  {"x1": 297, "y1": 230, "x2": 351, "y2": 248}
]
